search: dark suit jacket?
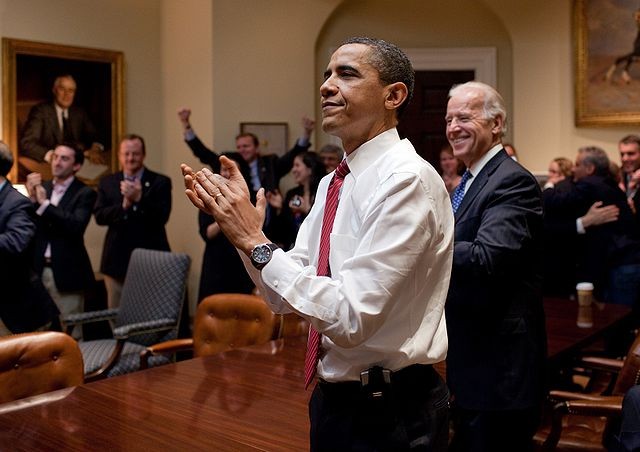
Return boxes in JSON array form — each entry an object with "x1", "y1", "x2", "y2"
[
  {"x1": 20, "y1": 102, "x2": 98, "y2": 162},
  {"x1": 446, "y1": 150, "x2": 547, "y2": 411},
  {"x1": 94, "y1": 168, "x2": 171, "y2": 279},
  {"x1": 0, "y1": 182, "x2": 57, "y2": 332},
  {"x1": 32, "y1": 178, "x2": 97, "y2": 292},
  {"x1": 543, "y1": 174, "x2": 640, "y2": 299},
  {"x1": 185, "y1": 134, "x2": 310, "y2": 193},
  {"x1": 542, "y1": 179, "x2": 580, "y2": 297},
  {"x1": 622, "y1": 174, "x2": 640, "y2": 224}
]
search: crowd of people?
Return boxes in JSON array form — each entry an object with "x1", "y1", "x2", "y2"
[{"x1": 3, "y1": 35, "x2": 640, "y2": 450}]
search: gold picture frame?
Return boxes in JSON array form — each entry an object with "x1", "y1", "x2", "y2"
[
  {"x1": 575, "y1": 0, "x2": 640, "y2": 126},
  {"x1": 2, "y1": 38, "x2": 124, "y2": 184}
]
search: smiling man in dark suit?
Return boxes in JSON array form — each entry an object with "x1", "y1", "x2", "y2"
[
  {"x1": 26, "y1": 143, "x2": 96, "y2": 337},
  {"x1": 444, "y1": 81, "x2": 547, "y2": 452},
  {"x1": 94, "y1": 134, "x2": 172, "y2": 308}
]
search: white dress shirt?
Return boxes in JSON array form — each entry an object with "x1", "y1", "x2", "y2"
[{"x1": 243, "y1": 128, "x2": 454, "y2": 382}]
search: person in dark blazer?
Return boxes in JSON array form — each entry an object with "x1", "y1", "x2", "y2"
[
  {"x1": 619, "y1": 134, "x2": 640, "y2": 221},
  {"x1": 94, "y1": 134, "x2": 171, "y2": 308},
  {"x1": 176, "y1": 108, "x2": 313, "y2": 201},
  {"x1": 0, "y1": 141, "x2": 58, "y2": 334},
  {"x1": 19, "y1": 75, "x2": 102, "y2": 168},
  {"x1": 445, "y1": 82, "x2": 547, "y2": 452},
  {"x1": 543, "y1": 146, "x2": 640, "y2": 308},
  {"x1": 26, "y1": 143, "x2": 96, "y2": 334}
]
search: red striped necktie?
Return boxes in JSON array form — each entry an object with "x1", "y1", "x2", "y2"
[{"x1": 303, "y1": 159, "x2": 350, "y2": 389}]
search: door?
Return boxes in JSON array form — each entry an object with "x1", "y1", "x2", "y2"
[{"x1": 398, "y1": 70, "x2": 475, "y2": 172}]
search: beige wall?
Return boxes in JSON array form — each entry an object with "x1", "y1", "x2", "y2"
[{"x1": 1, "y1": 0, "x2": 637, "y2": 312}]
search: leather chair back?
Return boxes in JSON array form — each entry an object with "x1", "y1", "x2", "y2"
[
  {"x1": 193, "y1": 294, "x2": 279, "y2": 357},
  {"x1": 613, "y1": 333, "x2": 640, "y2": 395},
  {"x1": 0, "y1": 331, "x2": 83, "y2": 404}
]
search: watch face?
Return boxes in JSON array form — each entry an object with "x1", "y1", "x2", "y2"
[{"x1": 252, "y1": 244, "x2": 273, "y2": 264}]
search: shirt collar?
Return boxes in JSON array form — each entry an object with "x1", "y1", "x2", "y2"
[
  {"x1": 53, "y1": 176, "x2": 74, "y2": 192},
  {"x1": 345, "y1": 128, "x2": 401, "y2": 178},
  {"x1": 124, "y1": 167, "x2": 145, "y2": 181},
  {"x1": 55, "y1": 104, "x2": 67, "y2": 118},
  {"x1": 468, "y1": 143, "x2": 503, "y2": 177}
]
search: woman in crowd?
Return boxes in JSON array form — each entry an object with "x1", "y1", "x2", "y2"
[
  {"x1": 439, "y1": 143, "x2": 463, "y2": 193},
  {"x1": 270, "y1": 151, "x2": 326, "y2": 250},
  {"x1": 198, "y1": 156, "x2": 254, "y2": 301},
  {"x1": 547, "y1": 157, "x2": 574, "y2": 185}
]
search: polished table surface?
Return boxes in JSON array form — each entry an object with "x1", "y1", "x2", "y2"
[
  {"x1": 0, "y1": 337, "x2": 312, "y2": 451},
  {"x1": 543, "y1": 297, "x2": 632, "y2": 362},
  {"x1": 0, "y1": 298, "x2": 631, "y2": 451}
]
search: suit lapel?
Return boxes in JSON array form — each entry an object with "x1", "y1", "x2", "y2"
[
  {"x1": 57, "y1": 179, "x2": 81, "y2": 209},
  {"x1": 455, "y1": 150, "x2": 508, "y2": 220}
]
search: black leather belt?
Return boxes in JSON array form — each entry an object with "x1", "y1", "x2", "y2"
[
  {"x1": 318, "y1": 363, "x2": 438, "y2": 396},
  {"x1": 43, "y1": 257, "x2": 52, "y2": 266}
]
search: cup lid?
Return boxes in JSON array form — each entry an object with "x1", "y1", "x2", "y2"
[{"x1": 576, "y1": 282, "x2": 594, "y2": 291}]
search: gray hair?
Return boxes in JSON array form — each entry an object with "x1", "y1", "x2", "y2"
[
  {"x1": 319, "y1": 143, "x2": 343, "y2": 160},
  {"x1": 578, "y1": 145, "x2": 610, "y2": 177},
  {"x1": 449, "y1": 81, "x2": 508, "y2": 137}
]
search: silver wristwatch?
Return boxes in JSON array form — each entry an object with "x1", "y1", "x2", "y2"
[{"x1": 250, "y1": 243, "x2": 279, "y2": 270}]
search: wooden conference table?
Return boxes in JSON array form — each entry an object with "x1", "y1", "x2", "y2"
[{"x1": 0, "y1": 298, "x2": 631, "y2": 451}]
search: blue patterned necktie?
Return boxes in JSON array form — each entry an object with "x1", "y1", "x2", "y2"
[{"x1": 451, "y1": 169, "x2": 473, "y2": 213}]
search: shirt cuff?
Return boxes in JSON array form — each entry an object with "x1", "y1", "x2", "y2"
[
  {"x1": 36, "y1": 199, "x2": 50, "y2": 216},
  {"x1": 296, "y1": 137, "x2": 310, "y2": 147},
  {"x1": 576, "y1": 217, "x2": 586, "y2": 234},
  {"x1": 184, "y1": 129, "x2": 196, "y2": 141}
]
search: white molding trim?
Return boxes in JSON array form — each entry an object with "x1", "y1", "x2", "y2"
[{"x1": 403, "y1": 47, "x2": 497, "y2": 86}]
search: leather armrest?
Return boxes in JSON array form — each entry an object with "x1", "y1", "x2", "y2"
[{"x1": 139, "y1": 338, "x2": 194, "y2": 370}]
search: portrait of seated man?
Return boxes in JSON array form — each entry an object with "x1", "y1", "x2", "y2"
[{"x1": 18, "y1": 74, "x2": 107, "y2": 181}]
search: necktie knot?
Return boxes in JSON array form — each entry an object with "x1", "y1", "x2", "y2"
[
  {"x1": 451, "y1": 169, "x2": 473, "y2": 214},
  {"x1": 334, "y1": 159, "x2": 350, "y2": 180}
]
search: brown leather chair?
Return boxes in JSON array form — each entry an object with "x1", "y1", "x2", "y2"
[
  {"x1": 0, "y1": 331, "x2": 83, "y2": 404},
  {"x1": 141, "y1": 293, "x2": 286, "y2": 368},
  {"x1": 534, "y1": 332, "x2": 640, "y2": 451}
]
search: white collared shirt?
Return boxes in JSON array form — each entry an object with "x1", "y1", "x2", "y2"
[
  {"x1": 461, "y1": 143, "x2": 504, "y2": 193},
  {"x1": 244, "y1": 128, "x2": 453, "y2": 381}
]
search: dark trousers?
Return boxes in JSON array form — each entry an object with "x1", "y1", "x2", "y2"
[
  {"x1": 449, "y1": 405, "x2": 541, "y2": 452},
  {"x1": 309, "y1": 364, "x2": 449, "y2": 451}
]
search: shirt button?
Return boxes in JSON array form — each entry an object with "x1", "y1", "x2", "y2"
[{"x1": 273, "y1": 279, "x2": 279, "y2": 287}]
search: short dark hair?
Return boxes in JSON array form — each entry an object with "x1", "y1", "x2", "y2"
[
  {"x1": 235, "y1": 133, "x2": 259, "y2": 147},
  {"x1": 619, "y1": 134, "x2": 640, "y2": 148},
  {"x1": 57, "y1": 142, "x2": 84, "y2": 166},
  {"x1": 0, "y1": 141, "x2": 13, "y2": 177},
  {"x1": 120, "y1": 133, "x2": 146, "y2": 155},
  {"x1": 342, "y1": 37, "x2": 415, "y2": 117}
]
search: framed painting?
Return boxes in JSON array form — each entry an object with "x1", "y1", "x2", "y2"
[
  {"x1": 2, "y1": 38, "x2": 124, "y2": 184},
  {"x1": 240, "y1": 122, "x2": 288, "y2": 156},
  {"x1": 575, "y1": 0, "x2": 640, "y2": 126}
]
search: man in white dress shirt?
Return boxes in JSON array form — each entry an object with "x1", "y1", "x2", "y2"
[{"x1": 183, "y1": 37, "x2": 454, "y2": 450}]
